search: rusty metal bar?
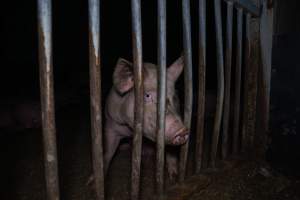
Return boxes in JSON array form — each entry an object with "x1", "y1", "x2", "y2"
[
  {"x1": 225, "y1": 0, "x2": 260, "y2": 17},
  {"x1": 195, "y1": 0, "x2": 206, "y2": 174},
  {"x1": 221, "y1": 1, "x2": 233, "y2": 159},
  {"x1": 179, "y1": 0, "x2": 193, "y2": 182},
  {"x1": 88, "y1": 0, "x2": 105, "y2": 199},
  {"x1": 156, "y1": 0, "x2": 167, "y2": 196},
  {"x1": 37, "y1": 0, "x2": 60, "y2": 199},
  {"x1": 131, "y1": 0, "x2": 144, "y2": 199},
  {"x1": 232, "y1": 8, "x2": 243, "y2": 155},
  {"x1": 210, "y1": 0, "x2": 225, "y2": 168}
]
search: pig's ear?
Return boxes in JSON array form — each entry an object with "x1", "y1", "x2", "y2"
[
  {"x1": 167, "y1": 56, "x2": 184, "y2": 81},
  {"x1": 113, "y1": 58, "x2": 134, "y2": 95}
]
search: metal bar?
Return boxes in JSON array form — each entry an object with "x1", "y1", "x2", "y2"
[
  {"x1": 221, "y1": 1, "x2": 233, "y2": 159},
  {"x1": 245, "y1": 13, "x2": 258, "y2": 149},
  {"x1": 156, "y1": 0, "x2": 167, "y2": 196},
  {"x1": 37, "y1": 0, "x2": 60, "y2": 199},
  {"x1": 225, "y1": 0, "x2": 260, "y2": 17},
  {"x1": 232, "y1": 8, "x2": 243, "y2": 155},
  {"x1": 241, "y1": 12, "x2": 249, "y2": 153},
  {"x1": 241, "y1": 13, "x2": 256, "y2": 153},
  {"x1": 195, "y1": 0, "x2": 206, "y2": 174},
  {"x1": 210, "y1": 0, "x2": 225, "y2": 168},
  {"x1": 88, "y1": 0, "x2": 105, "y2": 199},
  {"x1": 259, "y1": 0, "x2": 274, "y2": 144},
  {"x1": 179, "y1": 0, "x2": 193, "y2": 182},
  {"x1": 131, "y1": 0, "x2": 144, "y2": 199}
]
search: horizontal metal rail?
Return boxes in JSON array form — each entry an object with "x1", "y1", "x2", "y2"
[{"x1": 225, "y1": 0, "x2": 260, "y2": 17}]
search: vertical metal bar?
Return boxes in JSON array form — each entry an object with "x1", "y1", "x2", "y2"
[
  {"x1": 37, "y1": 0, "x2": 60, "y2": 199},
  {"x1": 156, "y1": 0, "x2": 166, "y2": 196},
  {"x1": 232, "y1": 8, "x2": 243, "y2": 155},
  {"x1": 259, "y1": 0, "x2": 274, "y2": 144},
  {"x1": 241, "y1": 12, "x2": 249, "y2": 153},
  {"x1": 131, "y1": 0, "x2": 144, "y2": 199},
  {"x1": 210, "y1": 0, "x2": 225, "y2": 168},
  {"x1": 241, "y1": 13, "x2": 255, "y2": 152},
  {"x1": 245, "y1": 13, "x2": 257, "y2": 149},
  {"x1": 88, "y1": 0, "x2": 105, "y2": 199},
  {"x1": 179, "y1": 0, "x2": 193, "y2": 182},
  {"x1": 195, "y1": 0, "x2": 206, "y2": 174},
  {"x1": 221, "y1": 1, "x2": 233, "y2": 159}
]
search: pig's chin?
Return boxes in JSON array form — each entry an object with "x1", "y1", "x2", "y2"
[{"x1": 143, "y1": 128, "x2": 189, "y2": 146}]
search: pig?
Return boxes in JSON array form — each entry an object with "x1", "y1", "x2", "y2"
[{"x1": 104, "y1": 56, "x2": 188, "y2": 179}]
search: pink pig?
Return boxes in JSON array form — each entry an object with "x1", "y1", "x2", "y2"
[{"x1": 104, "y1": 56, "x2": 189, "y2": 179}]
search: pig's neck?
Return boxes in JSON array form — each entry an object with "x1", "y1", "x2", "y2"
[{"x1": 105, "y1": 89, "x2": 134, "y2": 128}]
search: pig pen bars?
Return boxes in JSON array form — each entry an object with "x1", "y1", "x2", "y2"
[
  {"x1": 233, "y1": 7, "x2": 244, "y2": 155},
  {"x1": 195, "y1": 0, "x2": 207, "y2": 174},
  {"x1": 130, "y1": 0, "x2": 144, "y2": 199},
  {"x1": 88, "y1": 0, "x2": 105, "y2": 199},
  {"x1": 156, "y1": 0, "x2": 167, "y2": 197},
  {"x1": 37, "y1": 0, "x2": 60, "y2": 200},
  {"x1": 179, "y1": 0, "x2": 194, "y2": 182},
  {"x1": 37, "y1": 0, "x2": 262, "y2": 199}
]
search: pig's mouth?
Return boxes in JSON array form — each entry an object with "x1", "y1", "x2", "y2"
[{"x1": 172, "y1": 127, "x2": 189, "y2": 145}]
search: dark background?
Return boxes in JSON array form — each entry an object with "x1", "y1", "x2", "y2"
[{"x1": 267, "y1": 0, "x2": 300, "y2": 178}]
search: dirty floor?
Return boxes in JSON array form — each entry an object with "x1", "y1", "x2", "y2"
[{"x1": 0, "y1": 105, "x2": 298, "y2": 200}]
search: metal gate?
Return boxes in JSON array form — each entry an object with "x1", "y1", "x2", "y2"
[{"x1": 37, "y1": 0, "x2": 273, "y2": 199}]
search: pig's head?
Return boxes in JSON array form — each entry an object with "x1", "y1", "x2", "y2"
[{"x1": 113, "y1": 56, "x2": 189, "y2": 145}]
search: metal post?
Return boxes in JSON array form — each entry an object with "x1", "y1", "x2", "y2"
[
  {"x1": 259, "y1": 0, "x2": 274, "y2": 147},
  {"x1": 156, "y1": 0, "x2": 167, "y2": 196},
  {"x1": 88, "y1": 0, "x2": 105, "y2": 199},
  {"x1": 241, "y1": 13, "x2": 257, "y2": 153},
  {"x1": 195, "y1": 0, "x2": 206, "y2": 174},
  {"x1": 221, "y1": 1, "x2": 233, "y2": 159},
  {"x1": 210, "y1": 0, "x2": 225, "y2": 168},
  {"x1": 233, "y1": 8, "x2": 243, "y2": 155},
  {"x1": 37, "y1": 0, "x2": 60, "y2": 199},
  {"x1": 131, "y1": 0, "x2": 144, "y2": 199},
  {"x1": 179, "y1": 0, "x2": 193, "y2": 182}
]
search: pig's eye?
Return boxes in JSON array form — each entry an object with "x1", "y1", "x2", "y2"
[{"x1": 144, "y1": 93, "x2": 152, "y2": 102}]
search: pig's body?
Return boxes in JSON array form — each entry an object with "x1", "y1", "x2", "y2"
[{"x1": 104, "y1": 57, "x2": 188, "y2": 179}]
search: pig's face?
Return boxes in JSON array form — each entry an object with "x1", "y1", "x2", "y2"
[{"x1": 113, "y1": 57, "x2": 189, "y2": 145}]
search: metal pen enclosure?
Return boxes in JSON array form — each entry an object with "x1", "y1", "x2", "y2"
[{"x1": 36, "y1": 0, "x2": 271, "y2": 199}]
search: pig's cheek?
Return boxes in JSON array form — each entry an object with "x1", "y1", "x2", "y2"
[{"x1": 143, "y1": 107, "x2": 157, "y2": 137}]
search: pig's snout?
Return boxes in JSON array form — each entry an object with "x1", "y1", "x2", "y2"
[
  {"x1": 172, "y1": 127, "x2": 189, "y2": 145},
  {"x1": 165, "y1": 117, "x2": 189, "y2": 145}
]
